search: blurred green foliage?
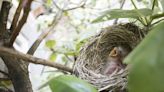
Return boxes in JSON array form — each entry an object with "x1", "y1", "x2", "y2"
[
  {"x1": 92, "y1": 8, "x2": 153, "y2": 23},
  {"x1": 45, "y1": 40, "x2": 56, "y2": 48},
  {"x1": 40, "y1": 75, "x2": 98, "y2": 92},
  {"x1": 125, "y1": 22, "x2": 164, "y2": 92}
]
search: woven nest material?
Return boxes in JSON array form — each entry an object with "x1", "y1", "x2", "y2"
[{"x1": 73, "y1": 23, "x2": 144, "y2": 92}]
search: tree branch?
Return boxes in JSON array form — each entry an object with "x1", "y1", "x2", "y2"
[
  {"x1": 0, "y1": 1, "x2": 11, "y2": 39},
  {"x1": 9, "y1": 0, "x2": 33, "y2": 47},
  {"x1": 63, "y1": 2, "x2": 86, "y2": 11},
  {"x1": 2, "y1": 1, "x2": 33, "y2": 92},
  {"x1": 0, "y1": 47, "x2": 73, "y2": 73},
  {"x1": 10, "y1": 0, "x2": 23, "y2": 33}
]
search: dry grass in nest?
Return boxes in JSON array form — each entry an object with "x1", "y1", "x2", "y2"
[{"x1": 73, "y1": 23, "x2": 143, "y2": 92}]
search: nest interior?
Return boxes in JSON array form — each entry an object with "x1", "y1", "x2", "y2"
[{"x1": 73, "y1": 23, "x2": 143, "y2": 92}]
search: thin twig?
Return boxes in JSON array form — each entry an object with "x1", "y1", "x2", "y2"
[
  {"x1": 52, "y1": 0, "x2": 61, "y2": 10},
  {"x1": 131, "y1": 0, "x2": 137, "y2": 9},
  {"x1": 130, "y1": 0, "x2": 148, "y2": 26},
  {"x1": 53, "y1": 0, "x2": 85, "y2": 11},
  {"x1": 113, "y1": 0, "x2": 126, "y2": 24},
  {"x1": 27, "y1": 1, "x2": 86, "y2": 55},
  {"x1": 63, "y1": 2, "x2": 85, "y2": 11},
  {"x1": 40, "y1": 66, "x2": 46, "y2": 76},
  {"x1": 27, "y1": 10, "x2": 63, "y2": 55},
  {"x1": 0, "y1": 47, "x2": 73, "y2": 73},
  {"x1": 147, "y1": 0, "x2": 158, "y2": 26},
  {"x1": 64, "y1": 54, "x2": 74, "y2": 62},
  {"x1": 0, "y1": 70, "x2": 9, "y2": 77},
  {"x1": 50, "y1": 48, "x2": 74, "y2": 62},
  {"x1": 27, "y1": 0, "x2": 65, "y2": 55},
  {"x1": 44, "y1": 70, "x2": 68, "y2": 74},
  {"x1": 152, "y1": 0, "x2": 157, "y2": 10}
]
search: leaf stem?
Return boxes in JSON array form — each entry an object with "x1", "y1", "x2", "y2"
[
  {"x1": 131, "y1": 0, "x2": 137, "y2": 9},
  {"x1": 152, "y1": 0, "x2": 157, "y2": 10}
]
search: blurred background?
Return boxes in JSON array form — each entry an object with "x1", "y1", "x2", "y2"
[{"x1": 2, "y1": 0, "x2": 163, "y2": 92}]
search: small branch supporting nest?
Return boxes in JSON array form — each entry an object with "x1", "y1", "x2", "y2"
[{"x1": 0, "y1": 47, "x2": 73, "y2": 73}]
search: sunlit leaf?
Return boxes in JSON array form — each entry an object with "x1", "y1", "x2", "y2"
[
  {"x1": 45, "y1": 40, "x2": 56, "y2": 48},
  {"x1": 92, "y1": 8, "x2": 153, "y2": 23},
  {"x1": 46, "y1": 0, "x2": 52, "y2": 7},
  {"x1": 48, "y1": 75, "x2": 98, "y2": 92},
  {"x1": 64, "y1": 11, "x2": 68, "y2": 16},
  {"x1": 76, "y1": 40, "x2": 87, "y2": 51},
  {"x1": 49, "y1": 53, "x2": 57, "y2": 61},
  {"x1": 124, "y1": 22, "x2": 164, "y2": 92}
]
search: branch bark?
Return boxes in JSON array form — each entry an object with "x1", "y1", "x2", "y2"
[
  {"x1": 2, "y1": 56, "x2": 33, "y2": 92},
  {"x1": 0, "y1": 1, "x2": 34, "y2": 92},
  {"x1": 0, "y1": 1, "x2": 11, "y2": 39},
  {"x1": 0, "y1": 47, "x2": 73, "y2": 73},
  {"x1": 9, "y1": 0, "x2": 33, "y2": 47},
  {"x1": 10, "y1": 0, "x2": 23, "y2": 33}
]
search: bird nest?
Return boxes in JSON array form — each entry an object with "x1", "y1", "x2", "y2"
[{"x1": 73, "y1": 23, "x2": 143, "y2": 92}]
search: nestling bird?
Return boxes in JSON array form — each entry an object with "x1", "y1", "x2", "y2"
[{"x1": 102, "y1": 46, "x2": 130, "y2": 76}]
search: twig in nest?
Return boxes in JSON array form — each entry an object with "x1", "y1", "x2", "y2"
[{"x1": 99, "y1": 69, "x2": 128, "y2": 91}]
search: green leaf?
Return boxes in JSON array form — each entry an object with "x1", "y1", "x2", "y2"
[
  {"x1": 124, "y1": 22, "x2": 164, "y2": 92},
  {"x1": 75, "y1": 40, "x2": 87, "y2": 51},
  {"x1": 46, "y1": 0, "x2": 52, "y2": 7},
  {"x1": 64, "y1": 11, "x2": 68, "y2": 16},
  {"x1": 45, "y1": 40, "x2": 56, "y2": 48},
  {"x1": 48, "y1": 75, "x2": 98, "y2": 92},
  {"x1": 92, "y1": 8, "x2": 153, "y2": 23},
  {"x1": 49, "y1": 53, "x2": 57, "y2": 61}
]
